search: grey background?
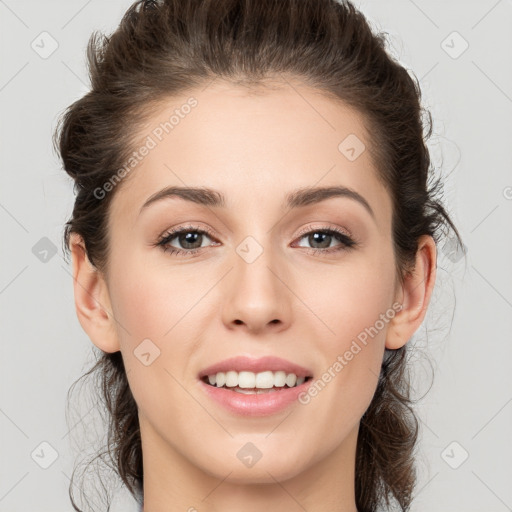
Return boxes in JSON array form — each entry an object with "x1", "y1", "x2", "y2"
[{"x1": 1, "y1": 0, "x2": 511, "y2": 511}]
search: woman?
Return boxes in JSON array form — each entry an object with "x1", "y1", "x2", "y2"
[{"x1": 54, "y1": 0, "x2": 464, "y2": 510}]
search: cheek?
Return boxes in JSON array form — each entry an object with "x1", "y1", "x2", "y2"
[
  {"x1": 301, "y1": 250, "x2": 396, "y2": 417},
  {"x1": 307, "y1": 248, "x2": 397, "y2": 348},
  {"x1": 108, "y1": 249, "x2": 205, "y2": 347},
  {"x1": 106, "y1": 255, "x2": 200, "y2": 404},
  {"x1": 107, "y1": 264, "x2": 201, "y2": 426}
]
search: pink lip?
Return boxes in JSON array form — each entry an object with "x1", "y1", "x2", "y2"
[
  {"x1": 198, "y1": 355, "x2": 313, "y2": 379},
  {"x1": 199, "y1": 378, "x2": 312, "y2": 417},
  {"x1": 197, "y1": 356, "x2": 314, "y2": 417}
]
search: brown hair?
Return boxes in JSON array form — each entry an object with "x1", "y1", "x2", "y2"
[{"x1": 54, "y1": 0, "x2": 464, "y2": 510}]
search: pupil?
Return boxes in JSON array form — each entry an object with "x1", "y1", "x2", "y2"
[
  {"x1": 310, "y1": 232, "x2": 330, "y2": 249},
  {"x1": 180, "y1": 232, "x2": 201, "y2": 249}
]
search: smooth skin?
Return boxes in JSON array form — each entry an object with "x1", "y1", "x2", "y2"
[{"x1": 70, "y1": 77, "x2": 436, "y2": 512}]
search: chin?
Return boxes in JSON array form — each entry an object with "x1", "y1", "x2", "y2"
[{"x1": 197, "y1": 443, "x2": 313, "y2": 484}]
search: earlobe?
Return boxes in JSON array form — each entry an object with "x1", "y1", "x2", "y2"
[
  {"x1": 69, "y1": 233, "x2": 120, "y2": 353},
  {"x1": 385, "y1": 234, "x2": 437, "y2": 350}
]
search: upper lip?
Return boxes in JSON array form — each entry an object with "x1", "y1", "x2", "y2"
[{"x1": 198, "y1": 356, "x2": 313, "y2": 379}]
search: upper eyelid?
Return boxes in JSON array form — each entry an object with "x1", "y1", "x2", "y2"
[
  {"x1": 159, "y1": 225, "x2": 216, "y2": 241},
  {"x1": 295, "y1": 223, "x2": 353, "y2": 239}
]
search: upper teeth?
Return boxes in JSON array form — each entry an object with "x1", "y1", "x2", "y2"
[{"x1": 206, "y1": 371, "x2": 306, "y2": 388}]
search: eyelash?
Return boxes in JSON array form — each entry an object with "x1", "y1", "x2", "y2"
[{"x1": 154, "y1": 224, "x2": 357, "y2": 258}]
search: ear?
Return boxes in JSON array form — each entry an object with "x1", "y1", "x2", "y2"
[
  {"x1": 386, "y1": 234, "x2": 437, "y2": 350},
  {"x1": 69, "y1": 232, "x2": 120, "y2": 353}
]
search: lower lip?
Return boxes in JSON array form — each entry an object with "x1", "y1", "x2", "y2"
[{"x1": 199, "y1": 379, "x2": 312, "y2": 417}]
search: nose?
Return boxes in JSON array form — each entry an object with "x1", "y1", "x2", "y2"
[{"x1": 220, "y1": 241, "x2": 292, "y2": 335}]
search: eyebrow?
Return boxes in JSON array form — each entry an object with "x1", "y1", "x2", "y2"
[{"x1": 139, "y1": 185, "x2": 375, "y2": 219}]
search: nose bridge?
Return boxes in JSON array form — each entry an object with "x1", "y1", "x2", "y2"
[{"x1": 221, "y1": 231, "x2": 291, "y2": 331}]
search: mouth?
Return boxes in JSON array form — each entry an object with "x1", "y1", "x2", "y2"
[
  {"x1": 200, "y1": 371, "x2": 313, "y2": 394},
  {"x1": 198, "y1": 365, "x2": 314, "y2": 416},
  {"x1": 197, "y1": 356, "x2": 314, "y2": 412}
]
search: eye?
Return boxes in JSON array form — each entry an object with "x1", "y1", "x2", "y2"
[
  {"x1": 154, "y1": 224, "x2": 357, "y2": 258},
  {"x1": 293, "y1": 226, "x2": 357, "y2": 255},
  {"x1": 155, "y1": 224, "x2": 219, "y2": 257}
]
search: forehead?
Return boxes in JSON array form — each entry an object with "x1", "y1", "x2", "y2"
[{"x1": 109, "y1": 79, "x2": 390, "y2": 226}]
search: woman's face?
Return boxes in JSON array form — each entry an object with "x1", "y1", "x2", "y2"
[{"x1": 100, "y1": 79, "x2": 403, "y2": 486}]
